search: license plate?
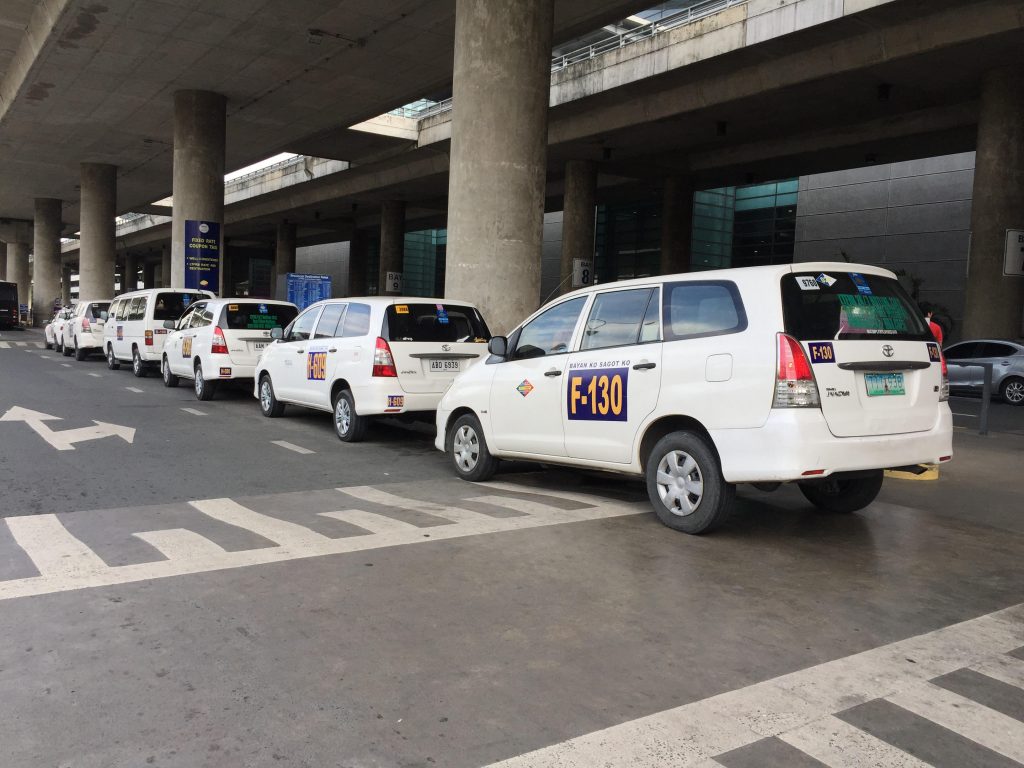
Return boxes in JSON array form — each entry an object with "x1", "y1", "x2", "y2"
[
  {"x1": 865, "y1": 372, "x2": 905, "y2": 396},
  {"x1": 429, "y1": 359, "x2": 460, "y2": 373},
  {"x1": 253, "y1": 341, "x2": 268, "y2": 352}
]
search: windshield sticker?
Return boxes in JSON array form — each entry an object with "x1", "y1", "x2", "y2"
[
  {"x1": 516, "y1": 380, "x2": 534, "y2": 397},
  {"x1": 817, "y1": 273, "x2": 837, "y2": 287},
  {"x1": 796, "y1": 276, "x2": 820, "y2": 291},
  {"x1": 258, "y1": 304, "x2": 268, "y2": 314},
  {"x1": 837, "y1": 294, "x2": 910, "y2": 335},
  {"x1": 808, "y1": 342, "x2": 836, "y2": 364},
  {"x1": 568, "y1": 367, "x2": 629, "y2": 422},
  {"x1": 395, "y1": 305, "x2": 409, "y2": 314},
  {"x1": 849, "y1": 273, "x2": 873, "y2": 296},
  {"x1": 228, "y1": 304, "x2": 239, "y2": 312}
]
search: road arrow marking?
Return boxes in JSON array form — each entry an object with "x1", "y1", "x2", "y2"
[{"x1": 0, "y1": 407, "x2": 135, "y2": 451}]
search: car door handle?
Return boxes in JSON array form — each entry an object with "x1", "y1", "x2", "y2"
[
  {"x1": 544, "y1": 368, "x2": 562, "y2": 377},
  {"x1": 633, "y1": 362, "x2": 657, "y2": 370},
  {"x1": 328, "y1": 348, "x2": 337, "y2": 353},
  {"x1": 296, "y1": 349, "x2": 305, "y2": 354}
]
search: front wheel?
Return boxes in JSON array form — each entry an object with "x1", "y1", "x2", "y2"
[
  {"x1": 106, "y1": 345, "x2": 120, "y2": 370},
  {"x1": 447, "y1": 414, "x2": 499, "y2": 482},
  {"x1": 131, "y1": 347, "x2": 147, "y2": 378},
  {"x1": 162, "y1": 356, "x2": 179, "y2": 387},
  {"x1": 194, "y1": 363, "x2": 217, "y2": 401},
  {"x1": 646, "y1": 431, "x2": 734, "y2": 534},
  {"x1": 1001, "y1": 376, "x2": 1024, "y2": 406},
  {"x1": 258, "y1": 376, "x2": 285, "y2": 418},
  {"x1": 799, "y1": 471, "x2": 884, "y2": 514},
  {"x1": 332, "y1": 389, "x2": 367, "y2": 442}
]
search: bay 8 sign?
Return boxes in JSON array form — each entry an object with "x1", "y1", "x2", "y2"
[{"x1": 185, "y1": 220, "x2": 221, "y2": 292}]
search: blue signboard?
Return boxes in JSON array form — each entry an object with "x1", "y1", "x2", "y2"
[
  {"x1": 184, "y1": 220, "x2": 221, "y2": 293},
  {"x1": 287, "y1": 273, "x2": 332, "y2": 310}
]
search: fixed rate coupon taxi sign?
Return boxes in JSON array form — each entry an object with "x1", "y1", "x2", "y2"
[
  {"x1": 1005, "y1": 230, "x2": 1024, "y2": 276},
  {"x1": 184, "y1": 220, "x2": 221, "y2": 292}
]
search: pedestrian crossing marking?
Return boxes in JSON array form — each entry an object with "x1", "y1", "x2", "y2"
[
  {"x1": 134, "y1": 528, "x2": 228, "y2": 561},
  {"x1": 5, "y1": 514, "x2": 107, "y2": 578},
  {"x1": 319, "y1": 509, "x2": 420, "y2": 534},
  {"x1": 189, "y1": 497, "x2": 332, "y2": 549},
  {"x1": 779, "y1": 715, "x2": 933, "y2": 768},
  {"x1": 339, "y1": 485, "x2": 495, "y2": 524},
  {"x1": 0, "y1": 341, "x2": 46, "y2": 349}
]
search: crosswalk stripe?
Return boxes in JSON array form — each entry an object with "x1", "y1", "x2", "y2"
[
  {"x1": 778, "y1": 715, "x2": 932, "y2": 768},
  {"x1": 320, "y1": 509, "x2": 420, "y2": 534},
  {"x1": 272, "y1": 440, "x2": 313, "y2": 454},
  {"x1": 483, "y1": 480, "x2": 632, "y2": 507},
  {"x1": 0, "y1": 341, "x2": 9, "y2": 348},
  {"x1": 339, "y1": 486, "x2": 493, "y2": 525},
  {"x1": 4, "y1": 515, "x2": 108, "y2": 578},
  {"x1": 134, "y1": 529, "x2": 228, "y2": 561},
  {"x1": 190, "y1": 498, "x2": 330, "y2": 549},
  {"x1": 972, "y1": 655, "x2": 1024, "y2": 689},
  {"x1": 887, "y1": 681, "x2": 1024, "y2": 763}
]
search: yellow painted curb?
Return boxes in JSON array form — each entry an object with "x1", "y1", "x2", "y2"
[{"x1": 885, "y1": 464, "x2": 939, "y2": 481}]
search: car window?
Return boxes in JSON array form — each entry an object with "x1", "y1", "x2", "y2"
[
  {"x1": 581, "y1": 288, "x2": 657, "y2": 351},
  {"x1": 127, "y1": 296, "x2": 147, "y2": 321},
  {"x1": 221, "y1": 303, "x2": 298, "y2": 330},
  {"x1": 314, "y1": 303, "x2": 346, "y2": 339},
  {"x1": 286, "y1": 307, "x2": 320, "y2": 341},
  {"x1": 978, "y1": 342, "x2": 1018, "y2": 358},
  {"x1": 188, "y1": 303, "x2": 211, "y2": 329},
  {"x1": 106, "y1": 300, "x2": 119, "y2": 321},
  {"x1": 88, "y1": 302, "x2": 110, "y2": 320},
  {"x1": 664, "y1": 281, "x2": 746, "y2": 342},
  {"x1": 944, "y1": 342, "x2": 979, "y2": 359},
  {"x1": 176, "y1": 306, "x2": 198, "y2": 330},
  {"x1": 513, "y1": 297, "x2": 587, "y2": 360},
  {"x1": 153, "y1": 292, "x2": 205, "y2": 321},
  {"x1": 342, "y1": 303, "x2": 372, "y2": 337},
  {"x1": 384, "y1": 303, "x2": 490, "y2": 343},
  {"x1": 116, "y1": 299, "x2": 131, "y2": 321}
]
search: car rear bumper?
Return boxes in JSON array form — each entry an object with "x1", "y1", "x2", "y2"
[
  {"x1": 354, "y1": 382, "x2": 444, "y2": 416},
  {"x1": 711, "y1": 406, "x2": 954, "y2": 483},
  {"x1": 78, "y1": 333, "x2": 104, "y2": 349}
]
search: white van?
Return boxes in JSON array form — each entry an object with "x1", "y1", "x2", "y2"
[
  {"x1": 103, "y1": 289, "x2": 214, "y2": 376},
  {"x1": 436, "y1": 263, "x2": 953, "y2": 534},
  {"x1": 63, "y1": 300, "x2": 111, "y2": 360}
]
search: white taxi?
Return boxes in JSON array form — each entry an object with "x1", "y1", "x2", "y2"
[
  {"x1": 161, "y1": 298, "x2": 298, "y2": 400},
  {"x1": 435, "y1": 263, "x2": 953, "y2": 534},
  {"x1": 62, "y1": 300, "x2": 111, "y2": 361},
  {"x1": 43, "y1": 308, "x2": 68, "y2": 350},
  {"x1": 255, "y1": 297, "x2": 490, "y2": 442}
]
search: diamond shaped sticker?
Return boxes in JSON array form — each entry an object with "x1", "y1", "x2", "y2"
[{"x1": 516, "y1": 380, "x2": 534, "y2": 397}]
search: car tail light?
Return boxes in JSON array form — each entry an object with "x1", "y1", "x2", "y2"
[
  {"x1": 81, "y1": 316, "x2": 91, "y2": 332},
  {"x1": 144, "y1": 329, "x2": 153, "y2": 346},
  {"x1": 773, "y1": 333, "x2": 820, "y2": 408},
  {"x1": 211, "y1": 326, "x2": 228, "y2": 355},
  {"x1": 939, "y1": 351, "x2": 949, "y2": 402},
  {"x1": 372, "y1": 337, "x2": 397, "y2": 377}
]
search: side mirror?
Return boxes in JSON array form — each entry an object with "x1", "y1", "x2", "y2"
[
  {"x1": 488, "y1": 336, "x2": 508, "y2": 358},
  {"x1": 162, "y1": 320, "x2": 176, "y2": 330},
  {"x1": 270, "y1": 326, "x2": 284, "y2": 340}
]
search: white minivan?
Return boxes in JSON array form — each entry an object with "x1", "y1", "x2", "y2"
[
  {"x1": 255, "y1": 297, "x2": 490, "y2": 441},
  {"x1": 436, "y1": 263, "x2": 953, "y2": 534},
  {"x1": 63, "y1": 300, "x2": 111, "y2": 361},
  {"x1": 104, "y1": 289, "x2": 214, "y2": 376}
]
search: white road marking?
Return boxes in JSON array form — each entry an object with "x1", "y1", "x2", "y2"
[
  {"x1": 125, "y1": 387, "x2": 144, "y2": 393},
  {"x1": 40, "y1": 355, "x2": 52, "y2": 359},
  {"x1": 88, "y1": 373, "x2": 102, "y2": 378},
  {"x1": 779, "y1": 715, "x2": 932, "y2": 768},
  {"x1": 134, "y1": 529, "x2": 228, "y2": 561},
  {"x1": 887, "y1": 681, "x2": 1024, "y2": 762},
  {"x1": 271, "y1": 440, "x2": 314, "y2": 455},
  {"x1": 0, "y1": 341, "x2": 9, "y2": 348},
  {"x1": 5, "y1": 515, "x2": 108, "y2": 578},
  {"x1": 484, "y1": 604, "x2": 1024, "y2": 767},
  {"x1": 952, "y1": 412, "x2": 977, "y2": 418},
  {"x1": 181, "y1": 407, "x2": 207, "y2": 416},
  {"x1": 61, "y1": 363, "x2": 71, "y2": 368},
  {"x1": 190, "y1": 498, "x2": 331, "y2": 549},
  {"x1": 319, "y1": 509, "x2": 420, "y2": 534},
  {"x1": 0, "y1": 406, "x2": 134, "y2": 451},
  {"x1": 971, "y1": 655, "x2": 1024, "y2": 688},
  {"x1": 340, "y1": 486, "x2": 495, "y2": 524}
]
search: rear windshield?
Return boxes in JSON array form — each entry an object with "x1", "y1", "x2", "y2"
[
  {"x1": 782, "y1": 271, "x2": 931, "y2": 342},
  {"x1": 86, "y1": 302, "x2": 110, "y2": 320},
  {"x1": 384, "y1": 303, "x2": 490, "y2": 343},
  {"x1": 220, "y1": 302, "x2": 298, "y2": 330},
  {"x1": 0, "y1": 283, "x2": 16, "y2": 301},
  {"x1": 153, "y1": 292, "x2": 206, "y2": 321}
]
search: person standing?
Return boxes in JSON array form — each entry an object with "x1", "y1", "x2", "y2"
[{"x1": 926, "y1": 311, "x2": 944, "y2": 346}]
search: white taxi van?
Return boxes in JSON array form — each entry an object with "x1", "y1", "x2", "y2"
[
  {"x1": 436, "y1": 263, "x2": 953, "y2": 534},
  {"x1": 103, "y1": 289, "x2": 214, "y2": 376},
  {"x1": 255, "y1": 297, "x2": 490, "y2": 442},
  {"x1": 63, "y1": 300, "x2": 111, "y2": 360},
  {"x1": 161, "y1": 298, "x2": 298, "y2": 400}
]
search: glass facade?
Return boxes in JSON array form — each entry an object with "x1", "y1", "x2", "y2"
[
  {"x1": 594, "y1": 201, "x2": 662, "y2": 283},
  {"x1": 692, "y1": 180, "x2": 798, "y2": 271},
  {"x1": 403, "y1": 229, "x2": 447, "y2": 297}
]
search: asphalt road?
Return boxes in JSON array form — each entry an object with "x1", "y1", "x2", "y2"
[{"x1": 1, "y1": 328, "x2": 1023, "y2": 768}]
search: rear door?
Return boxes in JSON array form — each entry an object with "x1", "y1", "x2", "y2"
[
  {"x1": 219, "y1": 301, "x2": 299, "y2": 367},
  {"x1": 943, "y1": 342, "x2": 981, "y2": 389},
  {"x1": 783, "y1": 269, "x2": 940, "y2": 437},
  {"x1": 87, "y1": 302, "x2": 109, "y2": 344}
]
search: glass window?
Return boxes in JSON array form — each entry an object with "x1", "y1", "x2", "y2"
[
  {"x1": 384, "y1": 303, "x2": 490, "y2": 343},
  {"x1": 220, "y1": 303, "x2": 298, "y2": 331},
  {"x1": 175, "y1": 306, "x2": 198, "y2": 330},
  {"x1": 639, "y1": 291, "x2": 661, "y2": 343},
  {"x1": 315, "y1": 303, "x2": 346, "y2": 339},
  {"x1": 153, "y1": 292, "x2": 204, "y2": 321},
  {"x1": 943, "y1": 342, "x2": 978, "y2": 359},
  {"x1": 512, "y1": 297, "x2": 587, "y2": 359},
  {"x1": 127, "y1": 296, "x2": 146, "y2": 321},
  {"x1": 581, "y1": 288, "x2": 656, "y2": 351},
  {"x1": 87, "y1": 302, "x2": 110, "y2": 320},
  {"x1": 287, "y1": 307, "x2": 320, "y2": 342},
  {"x1": 342, "y1": 303, "x2": 372, "y2": 337},
  {"x1": 188, "y1": 303, "x2": 213, "y2": 329},
  {"x1": 115, "y1": 299, "x2": 130, "y2": 321},
  {"x1": 978, "y1": 342, "x2": 1018, "y2": 358},
  {"x1": 664, "y1": 281, "x2": 746, "y2": 341}
]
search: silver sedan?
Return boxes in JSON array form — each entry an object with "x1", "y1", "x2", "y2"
[{"x1": 943, "y1": 339, "x2": 1024, "y2": 405}]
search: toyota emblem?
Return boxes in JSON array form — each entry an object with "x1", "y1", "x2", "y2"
[
  {"x1": 442, "y1": 343, "x2": 452, "y2": 352},
  {"x1": 882, "y1": 345, "x2": 895, "y2": 358}
]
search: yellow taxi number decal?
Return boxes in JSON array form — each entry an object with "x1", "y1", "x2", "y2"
[
  {"x1": 807, "y1": 341, "x2": 835, "y2": 364},
  {"x1": 182, "y1": 337, "x2": 193, "y2": 358},
  {"x1": 568, "y1": 367, "x2": 628, "y2": 422},
  {"x1": 306, "y1": 351, "x2": 328, "y2": 381}
]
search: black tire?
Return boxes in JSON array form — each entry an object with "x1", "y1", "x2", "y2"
[
  {"x1": 74, "y1": 338, "x2": 86, "y2": 361},
  {"x1": 446, "y1": 413, "x2": 499, "y2": 482},
  {"x1": 194, "y1": 363, "x2": 217, "y2": 401},
  {"x1": 645, "y1": 431, "x2": 734, "y2": 534},
  {"x1": 106, "y1": 345, "x2": 120, "y2": 370},
  {"x1": 62, "y1": 341, "x2": 73, "y2": 357},
  {"x1": 161, "y1": 356, "x2": 179, "y2": 388},
  {"x1": 1000, "y1": 376, "x2": 1024, "y2": 406},
  {"x1": 258, "y1": 375, "x2": 285, "y2": 418},
  {"x1": 45, "y1": 338, "x2": 52, "y2": 350},
  {"x1": 332, "y1": 388, "x2": 367, "y2": 443},
  {"x1": 799, "y1": 471, "x2": 884, "y2": 514},
  {"x1": 55, "y1": 337, "x2": 63, "y2": 355},
  {"x1": 131, "y1": 347, "x2": 147, "y2": 378}
]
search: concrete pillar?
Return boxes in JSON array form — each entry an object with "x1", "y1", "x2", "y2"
[
  {"x1": 272, "y1": 221, "x2": 296, "y2": 299},
  {"x1": 32, "y1": 199, "x2": 62, "y2": 323},
  {"x1": 123, "y1": 253, "x2": 138, "y2": 294},
  {"x1": 61, "y1": 264, "x2": 73, "y2": 306},
  {"x1": 79, "y1": 162, "x2": 117, "y2": 300},
  {"x1": 444, "y1": 0, "x2": 554, "y2": 334},
  {"x1": 142, "y1": 261, "x2": 156, "y2": 289},
  {"x1": 160, "y1": 244, "x2": 171, "y2": 287},
  {"x1": 378, "y1": 201, "x2": 406, "y2": 295},
  {"x1": 559, "y1": 160, "x2": 597, "y2": 295},
  {"x1": 171, "y1": 90, "x2": 226, "y2": 292},
  {"x1": 6, "y1": 242, "x2": 30, "y2": 314},
  {"x1": 661, "y1": 176, "x2": 694, "y2": 275},
  {"x1": 964, "y1": 68, "x2": 1024, "y2": 339},
  {"x1": 348, "y1": 230, "x2": 367, "y2": 297},
  {"x1": 0, "y1": 247, "x2": 5, "y2": 281}
]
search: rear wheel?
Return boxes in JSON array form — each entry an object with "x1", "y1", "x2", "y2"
[
  {"x1": 646, "y1": 431, "x2": 734, "y2": 534},
  {"x1": 799, "y1": 471, "x2": 884, "y2": 514},
  {"x1": 106, "y1": 345, "x2": 120, "y2": 370},
  {"x1": 55, "y1": 337, "x2": 63, "y2": 355},
  {"x1": 62, "y1": 340, "x2": 73, "y2": 357},
  {"x1": 74, "y1": 337, "x2": 86, "y2": 361},
  {"x1": 194, "y1": 363, "x2": 217, "y2": 401},
  {"x1": 131, "y1": 347, "x2": 147, "y2": 377},
  {"x1": 258, "y1": 376, "x2": 285, "y2": 418},
  {"x1": 332, "y1": 389, "x2": 367, "y2": 443},
  {"x1": 447, "y1": 414, "x2": 499, "y2": 482},
  {"x1": 161, "y1": 356, "x2": 179, "y2": 387},
  {"x1": 1001, "y1": 376, "x2": 1024, "y2": 406},
  {"x1": 45, "y1": 336, "x2": 52, "y2": 350}
]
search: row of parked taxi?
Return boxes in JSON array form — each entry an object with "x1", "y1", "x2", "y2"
[{"x1": 43, "y1": 262, "x2": 956, "y2": 534}]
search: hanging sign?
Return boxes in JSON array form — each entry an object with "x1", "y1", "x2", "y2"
[{"x1": 184, "y1": 220, "x2": 221, "y2": 292}]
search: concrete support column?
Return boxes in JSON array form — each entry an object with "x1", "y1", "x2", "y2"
[
  {"x1": 964, "y1": 68, "x2": 1024, "y2": 338},
  {"x1": 6, "y1": 242, "x2": 30, "y2": 313},
  {"x1": 123, "y1": 253, "x2": 138, "y2": 294},
  {"x1": 559, "y1": 160, "x2": 597, "y2": 295},
  {"x1": 0, "y1": 247, "x2": 6, "y2": 281},
  {"x1": 378, "y1": 201, "x2": 406, "y2": 295},
  {"x1": 444, "y1": 0, "x2": 554, "y2": 334},
  {"x1": 171, "y1": 90, "x2": 226, "y2": 292},
  {"x1": 160, "y1": 244, "x2": 171, "y2": 287},
  {"x1": 142, "y1": 261, "x2": 156, "y2": 289},
  {"x1": 348, "y1": 230, "x2": 367, "y2": 297},
  {"x1": 61, "y1": 264, "x2": 73, "y2": 306},
  {"x1": 275, "y1": 222, "x2": 296, "y2": 285},
  {"x1": 79, "y1": 162, "x2": 117, "y2": 300},
  {"x1": 33, "y1": 199, "x2": 62, "y2": 323},
  {"x1": 660, "y1": 176, "x2": 694, "y2": 275}
]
